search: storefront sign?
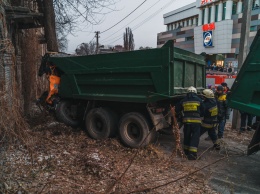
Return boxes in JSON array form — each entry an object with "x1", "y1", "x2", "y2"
[
  {"x1": 201, "y1": 0, "x2": 216, "y2": 6},
  {"x1": 203, "y1": 31, "x2": 213, "y2": 47},
  {"x1": 202, "y1": 23, "x2": 215, "y2": 31}
]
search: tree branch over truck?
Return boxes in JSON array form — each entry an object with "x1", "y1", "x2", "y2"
[{"x1": 36, "y1": 0, "x2": 117, "y2": 52}]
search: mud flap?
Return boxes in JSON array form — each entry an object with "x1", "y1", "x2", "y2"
[{"x1": 247, "y1": 123, "x2": 260, "y2": 155}]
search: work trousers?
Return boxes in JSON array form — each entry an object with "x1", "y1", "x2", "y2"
[
  {"x1": 183, "y1": 123, "x2": 200, "y2": 155},
  {"x1": 217, "y1": 117, "x2": 226, "y2": 138},
  {"x1": 200, "y1": 125, "x2": 217, "y2": 144}
]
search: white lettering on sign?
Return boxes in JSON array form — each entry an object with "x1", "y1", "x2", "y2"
[{"x1": 201, "y1": 0, "x2": 216, "y2": 5}]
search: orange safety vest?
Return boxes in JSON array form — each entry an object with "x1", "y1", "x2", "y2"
[{"x1": 46, "y1": 66, "x2": 60, "y2": 104}]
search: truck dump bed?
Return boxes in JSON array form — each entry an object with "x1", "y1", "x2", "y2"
[
  {"x1": 228, "y1": 29, "x2": 260, "y2": 155},
  {"x1": 228, "y1": 30, "x2": 260, "y2": 116},
  {"x1": 49, "y1": 41, "x2": 205, "y2": 103}
]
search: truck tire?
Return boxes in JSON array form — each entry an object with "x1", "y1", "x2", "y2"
[
  {"x1": 85, "y1": 108, "x2": 117, "y2": 139},
  {"x1": 119, "y1": 112, "x2": 151, "y2": 148},
  {"x1": 55, "y1": 101, "x2": 80, "y2": 127}
]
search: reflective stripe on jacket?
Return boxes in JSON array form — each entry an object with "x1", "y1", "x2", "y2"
[
  {"x1": 216, "y1": 93, "x2": 227, "y2": 119},
  {"x1": 176, "y1": 93, "x2": 204, "y2": 124},
  {"x1": 202, "y1": 98, "x2": 218, "y2": 125}
]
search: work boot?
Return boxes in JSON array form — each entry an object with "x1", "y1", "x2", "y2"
[
  {"x1": 187, "y1": 153, "x2": 197, "y2": 160},
  {"x1": 247, "y1": 126, "x2": 253, "y2": 131},
  {"x1": 213, "y1": 143, "x2": 221, "y2": 150},
  {"x1": 239, "y1": 128, "x2": 246, "y2": 133}
]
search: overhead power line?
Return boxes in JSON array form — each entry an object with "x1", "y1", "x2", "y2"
[
  {"x1": 101, "y1": 0, "x2": 161, "y2": 42},
  {"x1": 106, "y1": 0, "x2": 175, "y2": 45},
  {"x1": 101, "y1": 0, "x2": 147, "y2": 34}
]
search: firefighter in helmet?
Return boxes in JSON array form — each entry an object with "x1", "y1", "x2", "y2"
[
  {"x1": 200, "y1": 89, "x2": 220, "y2": 150},
  {"x1": 176, "y1": 86, "x2": 204, "y2": 160}
]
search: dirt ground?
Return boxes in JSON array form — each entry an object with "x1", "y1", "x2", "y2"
[{"x1": 0, "y1": 109, "x2": 259, "y2": 194}]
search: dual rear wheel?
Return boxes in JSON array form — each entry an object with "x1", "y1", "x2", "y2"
[
  {"x1": 85, "y1": 109, "x2": 155, "y2": 148},
  {"x1": 55, "y1": 101, "x2": 156, "y2": 148}
]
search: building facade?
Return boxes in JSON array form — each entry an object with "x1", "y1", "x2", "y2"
[{"x1": 157, "y1": 0, "x2": 260, "y2": 69}]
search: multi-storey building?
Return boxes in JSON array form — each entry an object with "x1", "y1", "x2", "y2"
[{"x1": 157, "y1": 0, "x2": 260, "y2": 69}]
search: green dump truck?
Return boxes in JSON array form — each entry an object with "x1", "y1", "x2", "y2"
[
  {"x1": 40, "y1": 41, "x2": 206, "y2": 148},
  {"x1": 228, "y1": 29, "x2": 260, "y2": 155}
]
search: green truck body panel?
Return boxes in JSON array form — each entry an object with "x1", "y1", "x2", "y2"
[
  {"x1": 228, "y1": 30, "x2": 260, "y2": 116},
  {"x1": 49, "y1": 41, "x2": 205, "y2": 103}
]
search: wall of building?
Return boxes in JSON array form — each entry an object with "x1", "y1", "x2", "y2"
[
  {"x1": 157, "y1": 26, "x2": 195, "y2": 52},
  {"x1": 194, "y1": 20, "x2": 233, "y2": 54},
  {"x1": 0, "y1": 1, "x2": 46, "y2": 115},
  {"x1": 158, "y1": 0, "x2": 260, "y2": 57},
  {"x1": 164, "y1": 3, "x2": 198, "y2": 25},
  {"x1": 232, "y1": 8, "x2": 260, "y2": 54}
]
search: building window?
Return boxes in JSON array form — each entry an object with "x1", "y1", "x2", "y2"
[
  {"x1": 196, "y1": 18, "x2": 198, "y2": 26},
  {"x1": 250, "y1": 26, "x2": 257, "y2": 31},
  {"x1": 191, "y1": 18, "x2": 193, "y2": 25},
  {"x1": 232, "y1": 2, "x2": 237, "y2": 14},
  {"x1": 215, "y1": 4, "x2": 219, "y2": 22},
  {"x1": 202, "y1": 9, "x2": 205, "y2": 24},
  {"x1": 222, "y1": 2, "x2": 226, "y2": 20},
  {"x1": 167, "y1": 25, "x2": 170, "y2": 31},
  {"x1": 253, "y1": 0, "x2": 256, "y2": 9},
  {"x1": 186, "y1": 36, "x2": 194, "y2": 41},
  {"x1": 208, "y1": 7, "x2": 212, "y2": 23}
]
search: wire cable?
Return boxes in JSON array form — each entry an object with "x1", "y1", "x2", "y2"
[
  {"x1": 105, "y1": 0, "x2": 174, "y2": 44},
  {"x1": 101, "y1": 0, "x2": 161, "y2": 42},
  {"x1": 101, "y1": 0, "x2": 147, "y2": 33},
  {"x1": 106, "y1": 0, "x2": 175, "y2": 45}
]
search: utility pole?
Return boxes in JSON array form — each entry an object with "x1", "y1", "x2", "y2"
[
  {"x1": 232, "y1": 0, "x2": 253, "y2": 130},
  {"x1": 95, "y1": 31, "x2": 100, "y2": 54}
]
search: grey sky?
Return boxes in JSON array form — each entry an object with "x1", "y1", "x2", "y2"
[{"x1": 67, "y1": 0, "x2": 195, "y2": 53}]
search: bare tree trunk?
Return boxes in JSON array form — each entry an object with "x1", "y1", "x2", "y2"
[
  {"x1": 42, "y1": 0, "x2": 59, "y2": 52},
  {"x1": 123, "y1": 27, "x2": 134, "y2": 51}
]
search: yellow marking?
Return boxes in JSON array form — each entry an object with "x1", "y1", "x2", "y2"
[
  {"x1": 183, "y1": 102, "x2": 200, "y2": 111},
  {"x1": 218, "y1": 95, "x2": 226, "y2": 101},
  {"x1": 209, "y1": 106, "x2": 218, "y2": 116},
  {"x1": 183, "y1": 118, "x2": 201, "y2": 123},
  {"x1": 189, "y1": 147, "x2": 197, "y2": 152}
]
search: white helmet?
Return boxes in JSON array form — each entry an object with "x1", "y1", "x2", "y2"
[
  {"x1": 187, "y1": 86, "x2": 197, "y2": 94},
  {"x1": 202, "y1": 89, "x2": 214, "y2": 98}
]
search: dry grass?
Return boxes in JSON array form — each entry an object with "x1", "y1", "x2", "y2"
[{"x1": 0, "y1": 112, "x2": 219, "y2": 193}]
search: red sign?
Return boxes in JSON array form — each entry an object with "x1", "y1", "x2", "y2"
[
  {"x1": 202, "y1": 23, "x2": 215, "y2": 31},
  {"x1": 201, "y1": 0, "x2": 214, "y2": 5}
]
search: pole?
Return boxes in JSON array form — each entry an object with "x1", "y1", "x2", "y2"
[
  {"x1": 232, "y1": 0, "x2": 253, "y2": 130},
  {"x1": 95, "y1": 31, "x2": 100, "y2": 54}
]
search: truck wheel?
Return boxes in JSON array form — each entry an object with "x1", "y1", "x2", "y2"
[
  {"x1": 55, "y1": 101, "x2": 80, "y2": 127},
  {"x1": 119, "y1": 112, "x2": 150, "y2": 148},
  {"x1": 85, "y1": 108, "x2": 117, "y2": 139}
]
